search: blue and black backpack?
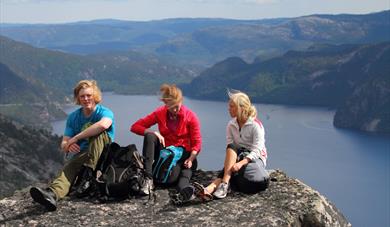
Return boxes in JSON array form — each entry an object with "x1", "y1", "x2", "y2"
[{"x1": 152, "y1": 146, "x2": 184, "y2": 184}]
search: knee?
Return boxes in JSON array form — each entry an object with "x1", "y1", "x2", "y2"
[
  {"x1": 226, "y1": 144, "x2": 238, "y2": 155},
  {"x1": 144, "y1": 132, "x2": 158, "y2": 143},
  {"x1": 226, "y1": 147, "x2": 235, "y2": 155},
  {"x1": 180, "y1": 168, "x2": 192, "y2": 178},
  {"x1": 226, "y1": 148, "x2": 238, "y2": 159}
]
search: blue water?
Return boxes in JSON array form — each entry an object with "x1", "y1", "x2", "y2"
[{"x1": 52, "y1": 94, "x2": 390, "y2": 227}]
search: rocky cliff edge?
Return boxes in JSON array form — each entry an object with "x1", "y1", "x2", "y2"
[{"x1": 0, "y1": 170, "x2": 351, "y2": 226}]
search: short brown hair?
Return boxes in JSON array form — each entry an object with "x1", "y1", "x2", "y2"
[
  {"x1": 73, "y1": 80, "x2": 102, "y2": 105},
  {"x1": 160, "y1": 84, "x2": 183, "y2": 105}
]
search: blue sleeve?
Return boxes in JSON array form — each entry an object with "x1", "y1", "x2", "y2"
[
  {"x1": 100, "y1": 107, "x2": 114, "y2": 121},
  {"x1": 64, "y1": 115, "x2": 74, "y2": 137}
]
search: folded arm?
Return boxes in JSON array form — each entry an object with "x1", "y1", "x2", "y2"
[{"x1": 61, "y1": 117, "x2": 112, "y2": 153}]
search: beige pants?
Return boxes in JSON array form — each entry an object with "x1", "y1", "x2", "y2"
[{"x1": 49, "y1": 132, "x2": 110, "y2": 199}]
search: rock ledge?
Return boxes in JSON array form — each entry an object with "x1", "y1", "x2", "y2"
[{"x1": 0, "y1": 170, "x2": 351, "y2": 226}]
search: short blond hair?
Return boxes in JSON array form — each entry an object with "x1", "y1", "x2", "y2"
[
  {"x1": 228, "y1": 89, "x2": 257, "y2": 122},
  {"x1": 160, "y1": 84, "x2": 183, "y2": 105},
  {"x1": 73, "y1": 80, "x2": 102, "y2": 105}
]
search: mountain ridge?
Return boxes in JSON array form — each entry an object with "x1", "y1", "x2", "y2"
[
  {"x1": 184, "y1": 42, "x2": 390, "y2": 133},
  {"x1": 0, "y1": 35, "x2": 194, "y2": 128},
  {"x1": 2, "y1": 10, "x2": 389, "y2": 68}
]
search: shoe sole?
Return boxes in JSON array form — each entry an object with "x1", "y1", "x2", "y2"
[
  {"x1": 192, "y1": 182, "x2": 213, "y2": 202},
  {"x1": 139, "y1": 191, "x2": 150, "y2": 196},
  {"x1": 30, "y1": 187, "x2": 57, "y2": 211},
  {"x1": 213, "y1": 193, "x2": 227, "y2": 199},
  {"x1": 192, "y1": 182, "x2": 204, "y2": 196},
  {"x1": 213, "y1": 188, "x2": 228, "y2": 199}
]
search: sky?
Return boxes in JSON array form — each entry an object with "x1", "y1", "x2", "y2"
[{"x1": 1, "y1": 0, "x2": 389, "y2": 24}]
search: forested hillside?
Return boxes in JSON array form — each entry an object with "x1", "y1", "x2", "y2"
[
  {"x1": 0, "y1": 35, "x2": 194, "y2": 127},
  {"x1": 0, "y1": 36, "x2": 194, "y2": 96},
  {"x1": 0, "y1": 114, "x2": 64, "y2": 198},
  {"x1": 184, "y1": 42, "x2": 390, "y2": 133}
]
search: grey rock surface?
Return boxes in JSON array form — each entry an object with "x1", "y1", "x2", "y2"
[{"x1": 0, "y1": 170, "x2": 351, "y2": 226}]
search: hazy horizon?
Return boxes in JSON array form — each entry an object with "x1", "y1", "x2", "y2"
[{"x1": 1, "y1": 0, "x2": 389, "y2": 24}]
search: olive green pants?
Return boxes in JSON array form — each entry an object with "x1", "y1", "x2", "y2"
[{"x1": 49, "y1": 132, "x2": 110, "y2": 199}]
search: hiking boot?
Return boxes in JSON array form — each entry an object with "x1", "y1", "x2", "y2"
[
  {"x1": 213, "y1": 182, "x2": 229, "y2": 199},
  {"x1": 139, "y1": 178, "x2": 154, "y2": 196},
  {"x1": 171, "y1": 185, "x2": 195, "y2": 205},
  {"x1": 30, "y1": 187, "x2": 57, "y2": 211},
  {"x1": 75, "y1": 166, "x2": 94, "y2": 197},
  {"x1": 179, "y1": 185, "x2": 195, "y2": 203}
]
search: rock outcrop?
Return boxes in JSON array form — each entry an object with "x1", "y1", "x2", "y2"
[{"x1": 0, "y1": 170, "x2": 350, "y2": 226}]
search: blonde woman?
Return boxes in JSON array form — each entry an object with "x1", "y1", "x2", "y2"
[
  {"x1": 195, "y1": 90, "x2": 268, "y2": 200},
  {"x1": 30, "y1": 80, "x2": 115, "y2": 211},
  {"x1": 131, "y1": 84, "x2": 202, "y2": 202}
]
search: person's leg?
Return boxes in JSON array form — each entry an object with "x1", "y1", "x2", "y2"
[
  {"x1": 205, "y1": 178, "x2": 222, "y2": 194},
  {"x1": 233, "y1": 158, "x2": 269, "y2": 193},
  {"x1": 30, "y1": 151, "x2": 88, "y2": 211},
  {"x1": 142, "y1": 132, "x2": 161, "y2": 176},
  {"x1": 49, "y1": 152, "x2": 88, "y2": 199},
  {"x1": 221, "y1": 146, "x2": 238, "y2": 184},
  {"x1": 213, "y1": 144, "x2": 239, "y2": 199},
  {"x1": 176, "y1": 151, "x2": 197, "y2": 191},
  {"x1": 175, "y1": 152, "x2": 198, "y2": 202},
  {"x1": 83, "y1": 131, "x2": 111, "y2": 170},
  {"x1": 31, "y1": 132, "x2": 110, "y2": 210},
  {"x1": 75, "y1": 131, "x2": 110, "y2": 195},
  {"x1": 140, "y1": 132, "x2": 161, "y2": 195}
]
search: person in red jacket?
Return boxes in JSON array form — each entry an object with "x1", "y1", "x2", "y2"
[{"x1": 130, "y1": 84, "x2": 202, "y2": 202}]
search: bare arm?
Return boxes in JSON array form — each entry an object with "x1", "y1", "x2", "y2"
[
  {"x1": 232, "y1": 157, "x2": 251, "y2": 172},
  {"x1": 61, "y1": 136, "x2": 80, "y2": 153},
  {"x1": 63, "y1": 117, "x2": 112, "y2": 153},
  {"x1": 184, "y1": 150, "x2": 198, "y2": 168}
]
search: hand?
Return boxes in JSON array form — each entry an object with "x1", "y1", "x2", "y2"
[
  {"x1": 67, "y1": 143, "x2": 81, "y2": 153},
  {"x1": 184, "y1": 159, "x2": 192, "y2": 169},
  {"x1": 231, "y1": 161, "x2": 244, "y2": 172},
  {"x1": 154, "y1": 131, "x2": 165, "y2": 147},
  {"x1": 64, "y1": 136, "x2": 81, "y2": 154}
]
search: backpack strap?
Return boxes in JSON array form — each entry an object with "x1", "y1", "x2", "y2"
[
  {"x1": 152, "y1": 149, "x2": 172, "y2": 179},
  {"x1": 126, "y1": 144, "x2": 144, "y2": 169},
  {"x1": 96, "y1": 142, "x2": 120, "y2": 173},
  {"x1": 162, "y1": 146, "x2": 183, "y2": 183}
]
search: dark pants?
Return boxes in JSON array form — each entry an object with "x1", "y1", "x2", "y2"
[
  {"x1": 218, "y1": 143, "x2": 269, "y2": 193},
  {"x1": 142, "y1": 133, "x2": 197, "y2": 192}
]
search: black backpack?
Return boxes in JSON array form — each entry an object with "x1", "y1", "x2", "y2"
[{"x1": 94, "y1": 142, "x2": 146, "y2": 200}]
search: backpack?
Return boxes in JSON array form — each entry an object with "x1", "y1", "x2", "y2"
[
  {"x1": 152, "y1": 145, "x2": 184, "y2": 184},
  {"x1": 94, "y1": 142, "x2": 146, "y2": 200}
]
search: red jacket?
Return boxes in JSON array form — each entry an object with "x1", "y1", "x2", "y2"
[{"x1": 130, "y1": 105, "x2": 202, "y2": 153}]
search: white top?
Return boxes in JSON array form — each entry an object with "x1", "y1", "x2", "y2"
[{"x1": 226, "y1": 117, "x2": 268, "y2": 166}]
